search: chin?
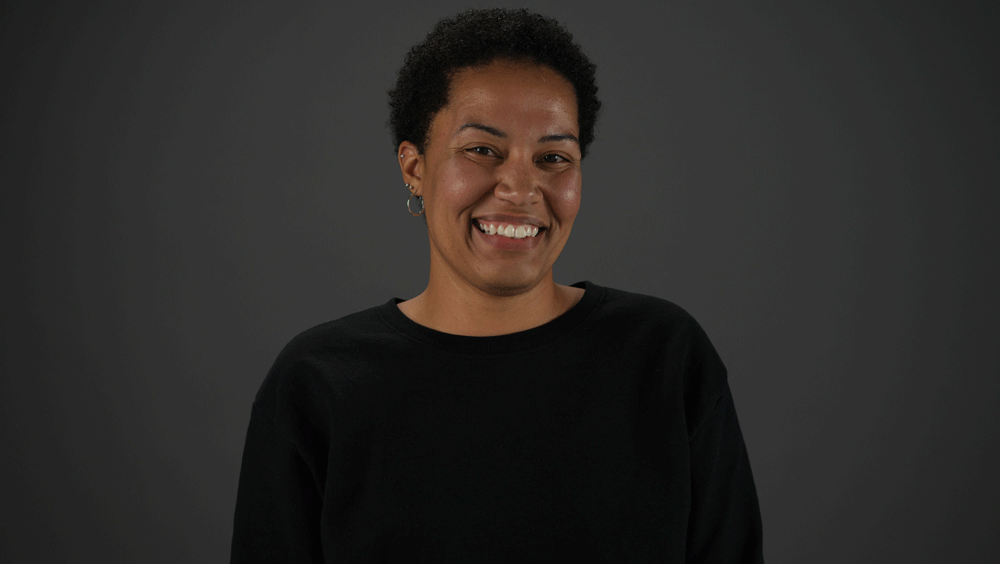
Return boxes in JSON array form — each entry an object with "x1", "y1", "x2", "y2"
[
  {"x1": 481, "y1": 282, "x2": 533, "y2": 298},
  {"x1": 476, "y1": 269, "x2": 544, "y2": 297}
]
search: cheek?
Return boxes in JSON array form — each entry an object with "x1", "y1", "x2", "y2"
[
  {"x1": 436, "y1": 160, "x2": 491, "y2": 208},
  {"x1": 550, "y1": 174, "x2": 582, "y2": 220}
]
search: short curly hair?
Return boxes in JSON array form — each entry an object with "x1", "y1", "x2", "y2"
[{"x1": 388, "y1": 8, "x2": 601, "y2": 158}]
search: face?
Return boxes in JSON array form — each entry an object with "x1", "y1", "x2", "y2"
[{"x1": 401, "y1": 60, "x2": 582, "y2": 297}]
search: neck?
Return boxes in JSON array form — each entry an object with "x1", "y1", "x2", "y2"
[{"x1": 398, "y1": 273, "x2": 584, "y2": 336}]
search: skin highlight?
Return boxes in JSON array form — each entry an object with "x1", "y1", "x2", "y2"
[{"x1": 397, "y1": 60, "x2": 585, "y2": 336}]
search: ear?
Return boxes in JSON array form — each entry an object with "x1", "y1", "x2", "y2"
[{"x1": 398, "y1": 141, "x2": 423, "y2": 196}]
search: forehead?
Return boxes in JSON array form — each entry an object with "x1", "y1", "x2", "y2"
[{"x1": 437, "y1": 61, "x2": 579, "y2": 133}]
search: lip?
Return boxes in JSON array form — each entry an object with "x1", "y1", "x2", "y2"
[
  {"x1": 471, "y1": 219, "x2": 543, "y2": 251},
  {"x1": 472, "y1": 213, "x2": 547, "y2": 229}
]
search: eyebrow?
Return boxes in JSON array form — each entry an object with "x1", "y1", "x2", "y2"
[
  {"x1": 457, "y1": 122, "x2": 579, "y2": 145},
  {"x1": 539, "y1": 133, "x2": 579, "y2": 145},
  {"x1": 458, "y1": 123, "x2": 506, "y2": 138}
]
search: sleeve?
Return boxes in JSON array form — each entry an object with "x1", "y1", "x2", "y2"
[
  {"x1": 230, "y1": 409, "x2": 324, "y2": 563},
  {"x1": 686, "y1": 384, "x2": 765, "y2": 563}
]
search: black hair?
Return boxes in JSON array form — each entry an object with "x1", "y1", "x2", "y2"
[{"x1": 388, "y1": 8, "x2": 600, "y2": 158}]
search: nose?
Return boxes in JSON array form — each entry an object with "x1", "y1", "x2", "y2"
[{"x1": 493, "y1": 155, "x2": 540, "y2": 207}]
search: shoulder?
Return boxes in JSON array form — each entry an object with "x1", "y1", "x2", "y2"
[
  {"x1": 589, "y1": 285, "x2": 713, "y2": 347},
  {"x1": 596, "y1": 285, "x2": 695, "y2": 320},
  {"x1": 251, "y1": 302, "x2": 399, "y2": 422},
  {"x1": 586, "y1": 284, "x2": 729, "y2": 425}
]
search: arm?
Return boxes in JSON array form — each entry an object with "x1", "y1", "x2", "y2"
[
  {"x1": 686, "y1": 385, "x2": 765, "y2": 563},
  {"x1": 231, "y1": 410, "x2": 324, "y2": 563}
]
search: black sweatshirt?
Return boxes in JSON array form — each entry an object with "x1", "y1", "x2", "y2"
[{"x1": 231, "y1": 282, "x2": 764, "y2": 563}]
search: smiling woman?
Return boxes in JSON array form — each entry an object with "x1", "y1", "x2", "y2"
[
  {"x1": 397, "y1": 61, "x2": 584, "y2": 333},
  {"x1": 231, "y1": 8, "x2": 764, "y2": 563}
]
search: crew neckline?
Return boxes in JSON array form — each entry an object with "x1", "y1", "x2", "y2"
[{"x1": 376, "y1": 281, "x2": 605, "y2": 356}]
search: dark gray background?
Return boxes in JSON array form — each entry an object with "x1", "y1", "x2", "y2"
[{"x1": 3, "y1": 0, "x2": 998, "y2": 562}]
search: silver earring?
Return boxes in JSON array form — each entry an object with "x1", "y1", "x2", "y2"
[{"x1": 405, "y1": 183, "x2": 424, "y2": 216}]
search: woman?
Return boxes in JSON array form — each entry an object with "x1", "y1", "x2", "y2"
[{"x1": 232, "y1": 8, "x2": 763, "y2": 563}]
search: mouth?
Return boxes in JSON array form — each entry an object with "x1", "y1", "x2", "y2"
[{"x1": 473, "y1": 219, "x2": 543, "y2": 239}]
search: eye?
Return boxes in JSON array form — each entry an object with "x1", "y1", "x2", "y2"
[
  {"x1": 538, "y1": 153, "x2": 570, "y2": 164},
  {"x1": 465, "y1": 146, "x2": 498, "y2": 157}
]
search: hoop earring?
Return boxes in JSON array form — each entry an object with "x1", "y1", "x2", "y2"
[
  {"x1": 406, "y1": 194, "x2": 424, "y2": 215},
  {"x1": 405, "y1": 183, "x2": 424, "y2": 216}
]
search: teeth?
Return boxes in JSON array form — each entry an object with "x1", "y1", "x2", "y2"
[{"x1": 476, "y1": 221, "x2": 541, "y2": 239}]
